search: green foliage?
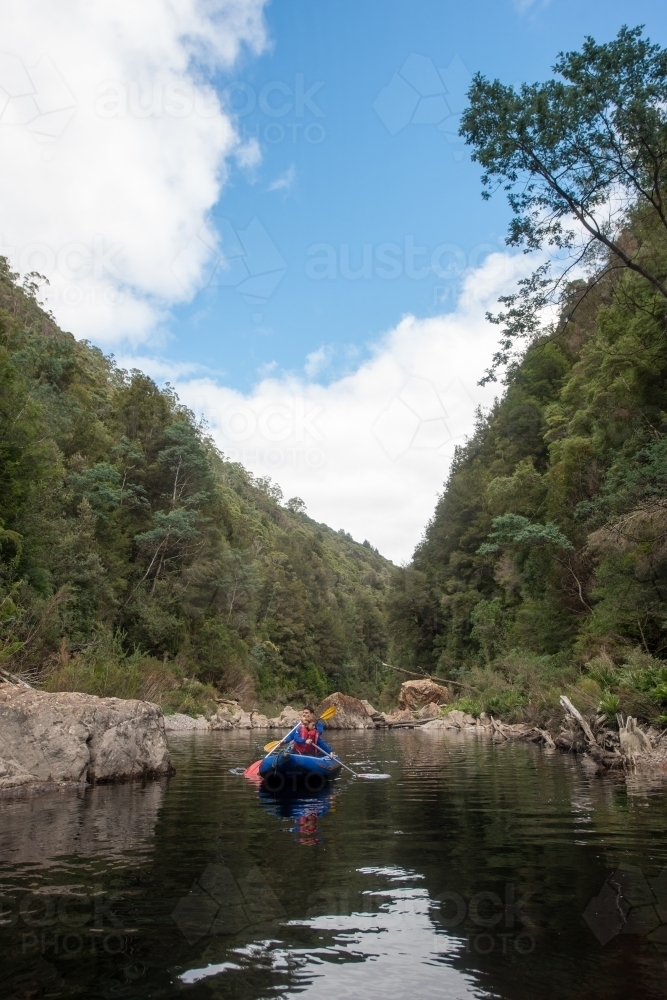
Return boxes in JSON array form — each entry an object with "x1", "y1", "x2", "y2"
[
  {"x1": 0, "y1": 261, "x2": 393, "y2": 707},
  {"x1": 413, "y1": 26, "x2": 667, "y2": 703},
  {"x1": 461, "y1": 25, "x2": 667, "y2": 380},
  {"x1": 484, "y1": 689, "x2": 528, "y2": 717},
  {"x1": 470, "y1": 599, "x2": 504, "y2": 664},
  {"x1": 444, "y1": 697, "x2": 482, "y2": 717},
  {"x1": 388, "y1": 182, "x2": 667, "y2": 721},
  {"x1": 598, "y1": 692, "x2": 621, "y2": 719},
  {"x1": 478, "y1": 514, "x2": 573, "y2": 555}
]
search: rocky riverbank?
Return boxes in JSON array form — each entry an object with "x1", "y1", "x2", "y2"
[
  {"x1": 4, "y1": 676, "x2": 665, "y2": 793},
  {"x1": 420, "y1": 697, "x2": 667, "y2": 775},
  {"x1": 0, "y1": 686, "x2": 174, "y2": 794},
  {"x1": 168, "y1": 682, "x2": 667, "y2": 776},
  {"x1": 164, "y1": 682, "x2": 451, "y2": 733},
  {"x1": 165, "y1": 693, "x2": 381, "y2": 732}
]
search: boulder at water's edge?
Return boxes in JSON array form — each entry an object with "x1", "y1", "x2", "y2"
[
  {"x1": 316, "y1": 692, "x2": 375, "y2": 729},
  {"x1": 398, "y1": 679, "x2": 449, "y2": 711},
  {"x1": 0, "y1": 687, "x2": 174, "y2": 792}
]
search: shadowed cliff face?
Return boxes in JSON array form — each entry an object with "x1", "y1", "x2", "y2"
[
  {"x1": 2, "y1": 732, "x2": 667, "y2": 1000},
  {"x1": 0, "y1": 779, "x2": 167, "y2": 867}
]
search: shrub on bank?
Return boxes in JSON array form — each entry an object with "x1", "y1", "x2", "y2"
[
  {"x1": 43, "y1": 631, "x2": 220, "y2": 718},
  {"x1": 436, "y1": 646, "x2": 667, "y2": 728}
]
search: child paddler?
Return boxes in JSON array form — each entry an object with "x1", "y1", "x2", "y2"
[{"x1": 292, "y1": 705, "x2": 333, "y2": 757}]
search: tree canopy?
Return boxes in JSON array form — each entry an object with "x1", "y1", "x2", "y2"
[
  {"x1": 386, "y1": 32, "x2": 667, "y2": 723},
  {"x1": 0, "y1": 259, "x2": 393, "y2": 710},
  {"x1": 461, "y1": 26, "x2": 667, "y2": 381}
]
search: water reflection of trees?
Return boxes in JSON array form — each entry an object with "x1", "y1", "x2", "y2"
[
  {"x1": 3, "y1": 731, "x2": 667, "y2": 1000},
  {"x1": 165, "y1": 732, "x2": 667, "y2": 1000}
]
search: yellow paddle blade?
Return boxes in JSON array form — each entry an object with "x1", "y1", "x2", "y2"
[{"x1": 263, "y1": 740, "x2": 281, "y2": 752}]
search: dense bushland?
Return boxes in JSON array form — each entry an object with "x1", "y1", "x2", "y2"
[
  {"x1": 387, "y1": 216, "x2": 667, "y2": 724},
  {"x1": 0, "y1": 261, "x2": 392, "y2": 713},
  {"x1": 6, "y1": 26, "x2": 667, "y2": 726},
  {"x1": 386, "y1": 27, "x2": 667, "y2": 725}
]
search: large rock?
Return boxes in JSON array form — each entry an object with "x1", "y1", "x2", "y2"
[
  {"x1": 165, "y1": 713, "x2": 210, "y2": 731},
  {"x1": 279, "y1": 705, "x2": 300, "y2": 726},
  {"x1": 398, "y1": 679, "x2": 449, "y2": 711},
  {"x1": 384, "y1": 709, "x2": 414, "y2": 725},
  {"x1": 210, "y1": 704, "x2": 299, "y2": 731},
  {"x1": 416, "y1": 702, "x2": 441, "y2": 720},
  {"x1": 315, "y1": 692, "x2": 375, "y2": 730},
  {"x1": 267, "y1": 705, "x2": 301, "y2": 729},
  {"x1": 422, "y1": 710, "x2": 477, "y2": 731},
  {"x1": 0, "y1": 687, "x2": 174, "y2": 792},
  {"x1": 250, "y1": 712, "x2": 270, "y2": 729}
]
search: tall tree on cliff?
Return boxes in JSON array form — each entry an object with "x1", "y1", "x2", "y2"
[{"x1": 460, "y1": 25, "x2": 667, "y2": 382}]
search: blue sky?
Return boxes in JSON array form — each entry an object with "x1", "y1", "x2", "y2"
[
  {"x1": 4, "y1": 0, "x2": 666, "y2": 560},
  {"x1": 167, "y1": 0, "x2": 667, "y2": 390}
]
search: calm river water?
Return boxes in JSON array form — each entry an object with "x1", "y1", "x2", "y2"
[{"x1": 2, "y1": 730, "x2": 667, "y2": 999}]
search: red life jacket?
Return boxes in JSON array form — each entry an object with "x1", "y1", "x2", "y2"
[{"x1": 294, "y1": 723, "x2": 319, "y2": 755}]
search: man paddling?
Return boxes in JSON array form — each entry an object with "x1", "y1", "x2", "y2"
[
  {"x1": 243, "y1": 704, "x2": 338, "y2": 780},
  {"x1": 292, "y1": 705, "x2": 333, "y2": 756}
]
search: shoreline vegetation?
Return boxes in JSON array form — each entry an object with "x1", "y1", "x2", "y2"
[
  {"x1": 0, "y1": 258, "x2": 392, "y2": 717},
  {"x1": 1, "y1": 29, "x2": 667, "y2": 767},
  {"x1": 385, "y1": 27, "x2": 667, "y2": 739}
]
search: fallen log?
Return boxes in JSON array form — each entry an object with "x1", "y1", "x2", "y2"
[
  {"x1": 559, "y1": 696, "x2": 597, "y2": 745},
  {"x1": 0, "y1": 667, "x2": 33, "y2": 690},
  {"x1": 617, "y1": 714, "x2": 651, "y2": 755},
  {"x1": 533, "y1": 728, "x2": 555, "y2": 749},
  {"x1": 490, "y1": 717, "x2": 509, "y2": 740}
]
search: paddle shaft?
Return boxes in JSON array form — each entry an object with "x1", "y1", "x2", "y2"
[
  {"x1": 261, "y1": 726, "x2": 296, "y2": 761},
  {"x1": 311, "y1": 740, "x2": 360, "y2": 778}
]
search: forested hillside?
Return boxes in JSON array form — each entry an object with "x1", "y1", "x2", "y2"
[
  {"x1": 388, "y1": 211, "x2": 667, "y2": 722},
  {"x1": 386, "y1": 29, "x2": 667, "y2": 725},
  {"x1": 0, "y1": 260, "x2": 391, "y2": 714}
]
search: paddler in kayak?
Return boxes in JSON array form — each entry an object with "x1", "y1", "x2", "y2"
[{"x1": 292, "y1": 705, "x2": 333, "y2": 756}]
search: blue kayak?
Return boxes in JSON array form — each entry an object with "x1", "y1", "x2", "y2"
[{"x1": 258, "y1": 745, "x2": 341, "y2": 791}]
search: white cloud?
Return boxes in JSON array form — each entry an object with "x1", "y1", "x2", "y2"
[
  {"x1": 304, "y1": 345, "x2": 333, "y2": 379},
  {"x1": 267, "y1": 163, "x2": 296, "y2": 192},
  {"x1": 513, "y1": 0, "x2": 551, "y2": 11},
  {"x1": 0, "y1": 0, "x2": 267, "y2": 343},
  {"x1": 155, "y1": 251, "x2": 535, "y2": 564},
  {"x1": 234, "y1": 135, "x2": 262, "y2": 169}
]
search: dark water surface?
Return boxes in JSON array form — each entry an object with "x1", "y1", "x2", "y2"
[{"x1": 2, "y1": 730, "x2": 667, "y2": 999}]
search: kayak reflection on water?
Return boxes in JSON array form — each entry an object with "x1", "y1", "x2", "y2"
[{"x1": 258, "y1": 784, "x2": 335, "y2": 846}]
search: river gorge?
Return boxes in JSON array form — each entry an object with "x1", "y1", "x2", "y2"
[{"x1": 1, "y1": 730, "x2": 667, "y2": 999}]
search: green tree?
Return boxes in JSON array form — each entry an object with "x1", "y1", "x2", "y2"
[{"x1": 461, "y1": 26, "x2": 667, "y2": 380}]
